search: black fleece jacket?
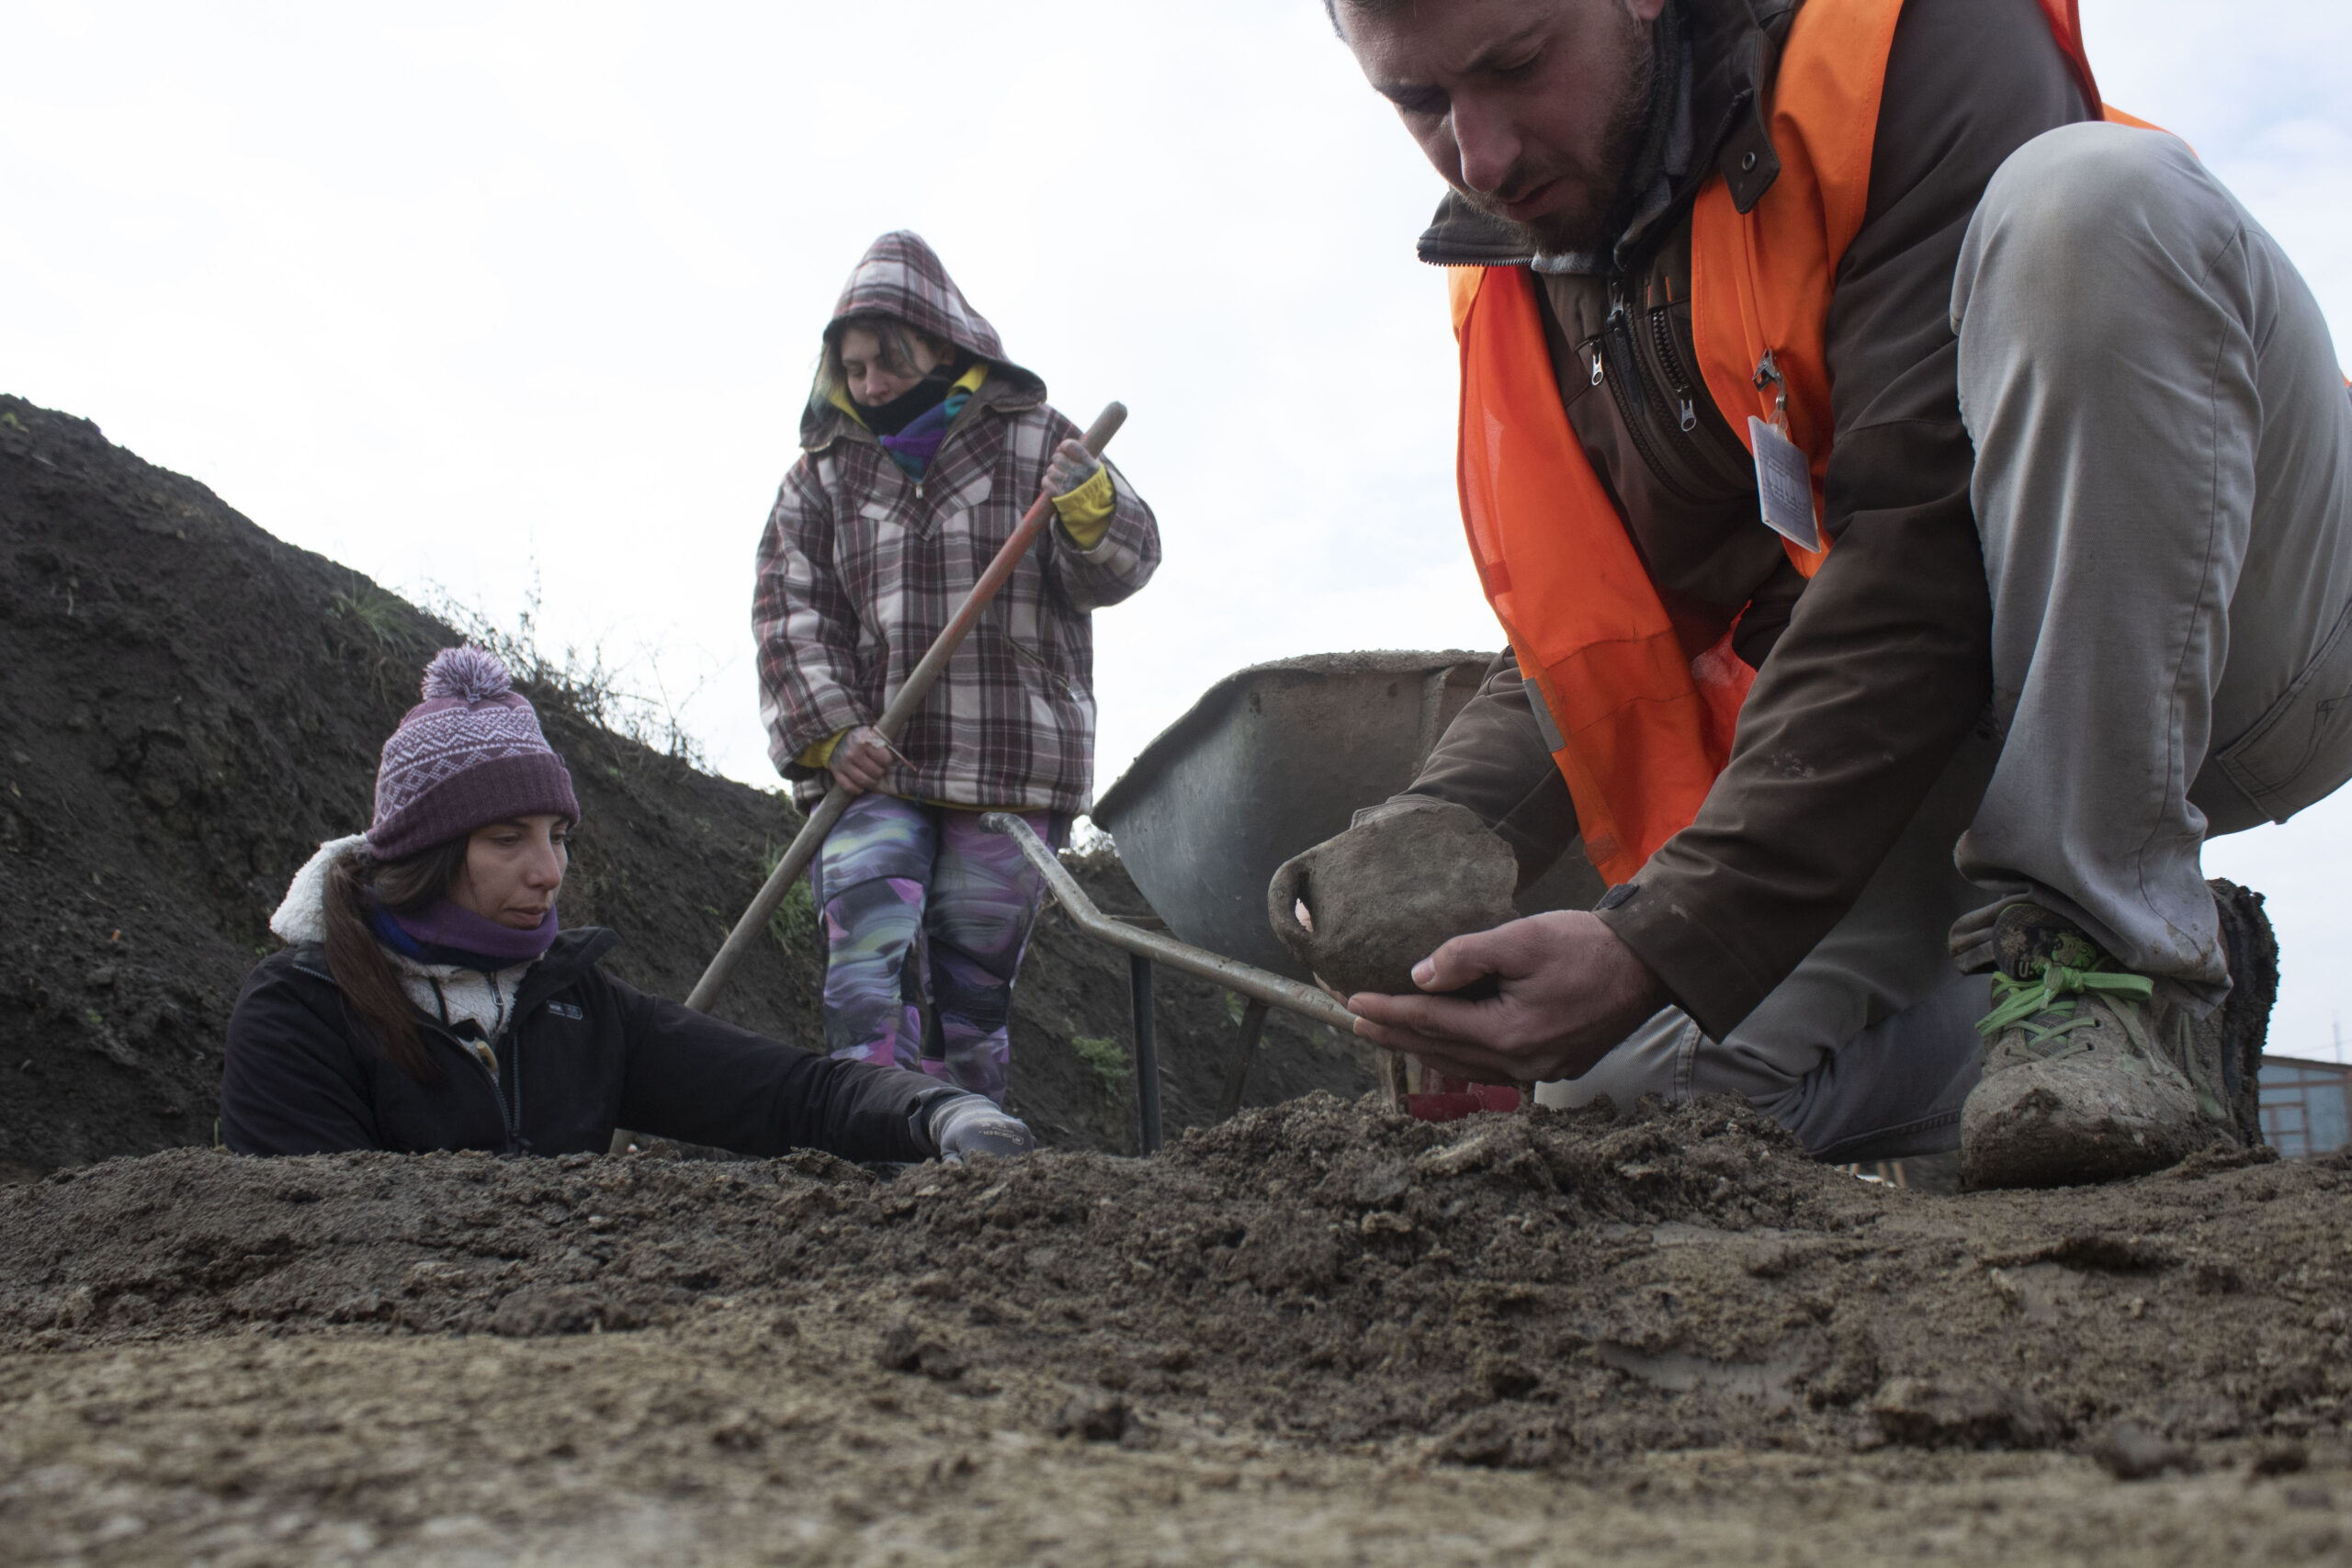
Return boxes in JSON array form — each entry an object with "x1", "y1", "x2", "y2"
[{"x1": 220, "y1": 930, "x2": 942, "y2": 1161}]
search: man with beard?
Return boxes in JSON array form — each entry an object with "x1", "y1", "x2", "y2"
[{"x1": 1293, "y1": 0, "x2": 2352, "y2": 1187}]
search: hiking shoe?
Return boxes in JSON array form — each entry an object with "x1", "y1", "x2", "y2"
[{"x1": 1959, "y1": 904, "x2": 2223, "y2": 1190}]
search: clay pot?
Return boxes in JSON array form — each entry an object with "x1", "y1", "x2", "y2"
[{"x1": 1266, "y1": 803, "x2": 1521, "y2": 997}]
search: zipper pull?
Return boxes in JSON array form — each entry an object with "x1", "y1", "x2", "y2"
[
  {"x1": 1590, "y1": 349, "x2": 1605, "y2": 387},
  {"x1": 1752, "y1": 352, "x2": 1792, "y2": 434},
  {"x1": 1679, "y1": 397, "x2": 1697, "y2": 433}
]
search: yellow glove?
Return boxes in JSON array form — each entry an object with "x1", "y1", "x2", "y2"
[
  {"x1": 1046, "y1": 439, "x2": 1115, "y2": 548},
  {"x1": 797, "y1": 730, "x2": 847, "y2": 768}
]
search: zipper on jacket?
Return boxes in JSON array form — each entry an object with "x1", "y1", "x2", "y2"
[
  {"x1": 504, "y1": 1029, "x2": 529, "y2": 1155},
  {"x1": 1598, "y1": 279, "x2": 1705, "y2": 503},
  {"x1": 425, "y1": 1022, "x2": 518, "y2": 1153},
  {"x1": 1643, "y1": 300, "x2": 1754, "y2": 484},
  {"x1": 1650, "y1": 307, "x2": 1699, "y2": 434},
  {"x1": 1599, "y1": 276, "x2": 1755, "y2": 504}
]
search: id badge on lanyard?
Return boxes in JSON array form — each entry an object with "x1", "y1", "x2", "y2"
[{"x1": 1749, "y1": 353, "x2": 1821, "y2": 553}]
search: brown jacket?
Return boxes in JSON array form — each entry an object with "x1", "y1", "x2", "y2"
[{"x1": 1401, "y1": 0, "x2": 2091, "y2": 1036}]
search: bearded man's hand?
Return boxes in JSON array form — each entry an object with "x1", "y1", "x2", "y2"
[{"x1": 1345, "y1": 909, "x2": 1668, "y2": 1084}]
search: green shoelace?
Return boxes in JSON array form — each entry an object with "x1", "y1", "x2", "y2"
[{"x1": 1977, "y1": 964, "x2": 2156, "y2": 1043}]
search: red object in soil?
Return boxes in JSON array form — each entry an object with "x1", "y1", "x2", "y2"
[{"x1": 1406, "y1": 1071, "x2": 1526, "y2": 1122}]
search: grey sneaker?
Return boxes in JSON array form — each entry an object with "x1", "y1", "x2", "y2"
[{"x1": 1959, "y1": 904, "x2": 2226, "y2": 1190}]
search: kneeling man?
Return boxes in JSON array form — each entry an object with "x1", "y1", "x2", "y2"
[{"x1": 1306, "y1": 0, "x2": 2351, "y2": 1187}]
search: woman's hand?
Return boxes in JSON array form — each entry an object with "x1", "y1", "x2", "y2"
[
  {"x1": 829, "y1": 726, "x2": 893, "y2": 795},
  {"x1": 928, "y1": 1092, "x2": 1035, "y2": 1161},
  {"x1": 1044, "y1": 438, "x2": 1102, "y2": 498},
  {"x1": 1345, "y1": 910, "x2": 1669, "y2": 1085}
]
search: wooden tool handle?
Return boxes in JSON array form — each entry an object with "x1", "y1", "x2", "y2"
[{"x1": 1078, "y1": 401, "x2": 1127, "y2": 457}]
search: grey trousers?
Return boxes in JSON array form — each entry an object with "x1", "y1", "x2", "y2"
[{"x1": 1540, "y1": 123, "x2": 2352, "y2": 1160}]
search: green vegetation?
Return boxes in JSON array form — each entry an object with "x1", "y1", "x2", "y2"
[
  {"x1": 761, "y1": 843, "x2": 820, "y2": 954},
  {"x1": 1070, "y1": 1033, "x2": 1131, "y2": 1092},
  {"x1": 420, "y1": 570, "x2": 712, "y2": 770},
  {"x1": 328, "y1": 585, "x2": 414, "y2": 649}
]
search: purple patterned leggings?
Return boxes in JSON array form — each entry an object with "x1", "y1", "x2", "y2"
[{"x1": 808, "y1": 793, "x2": 1056, "y2": 1105}]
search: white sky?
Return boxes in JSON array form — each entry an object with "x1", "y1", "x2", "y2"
[{"x1": 7, "y1": 1, "x2": 2352, "y2": 1060}]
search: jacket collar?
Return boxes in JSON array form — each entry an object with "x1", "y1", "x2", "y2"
[
  {"x1": 1415, "y1": 0, "x2": 1800, "y2": 269},
  {"x1": 508, "y1": 928, "x2": 619, "y2": 1014},
  {"x1": 270, "y1": 834, "x2": 368, "y2": 946}
]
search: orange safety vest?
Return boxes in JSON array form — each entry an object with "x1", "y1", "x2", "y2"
[{"x1": 1452, "y1": 0, "x2": 2126, "y2": 886}]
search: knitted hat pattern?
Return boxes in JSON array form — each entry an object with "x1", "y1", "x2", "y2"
[{"x1": 366, "y1": 647, "x2": 581, "y2": 861}]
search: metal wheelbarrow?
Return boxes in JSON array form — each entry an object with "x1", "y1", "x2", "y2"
[
  {"x1": 1092, "y1": 650, "x2": 1604, "y2": 972},
  {"x1": 1082, "y1": 650, "x2": 1606, "y2": 1125}
]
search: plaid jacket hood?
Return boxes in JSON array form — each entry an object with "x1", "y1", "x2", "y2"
[
  {"x1": 757, "y1": 233, "x2": 1160, "y2": 816},
  {"x1": 800, "y1": 231, "x2": 1046, "y2": 448}
]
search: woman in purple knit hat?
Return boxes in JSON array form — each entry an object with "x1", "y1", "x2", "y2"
[{"x1": 220, "y1": 645, "x2": 1031, "y2": 1163}]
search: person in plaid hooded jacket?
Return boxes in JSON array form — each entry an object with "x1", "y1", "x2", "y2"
[{"x1": 754, "y1": 231, "x2": 1159, "y2": 1103}]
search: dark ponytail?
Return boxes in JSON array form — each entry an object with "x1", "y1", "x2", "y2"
[{"x1": 322, "y1": 840, "x2": 469, "y2": 1084}]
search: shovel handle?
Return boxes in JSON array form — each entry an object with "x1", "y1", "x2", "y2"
[{"x1": 1075, "y1": 401, "x2": 1127, "y2": 457}]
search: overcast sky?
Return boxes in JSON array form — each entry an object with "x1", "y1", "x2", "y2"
[{"x1": 8, "y1": 1, "x2": 2352, "y2": 1059}]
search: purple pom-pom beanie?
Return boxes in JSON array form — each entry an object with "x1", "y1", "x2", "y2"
[{"x1": 366, "y1": 647, "x2": 581, "y2": 861}]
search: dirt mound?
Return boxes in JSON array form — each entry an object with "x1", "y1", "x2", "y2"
[
  {"x1": 11, "y1": 396, "x2": 2352, "y2": 1566},
  {"x1": 0, "y1": 393, "x2": 1371, "y2": 1178},
  {"x1": 6, "y1": 1095, "x2": 2346, "y2": 1469}
]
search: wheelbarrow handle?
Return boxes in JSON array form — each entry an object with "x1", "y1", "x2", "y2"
[{"x1": 979, "y1": 813, "x2": 1360, "y2": 1033}]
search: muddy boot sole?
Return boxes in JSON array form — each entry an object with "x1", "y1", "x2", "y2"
[{"x1": 2208, "y1": 877, "x2": 2278, "y2": 1147}]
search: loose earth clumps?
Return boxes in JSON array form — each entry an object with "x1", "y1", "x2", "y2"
[
  {"x1": 2, "y1": 1097, "x2": 2349, "y2": 1563},
  {"x1": 6, "y1": 1096, "x2": 2346, "y2": 1462}
]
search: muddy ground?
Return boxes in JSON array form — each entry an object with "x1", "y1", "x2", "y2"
[
  {"x1": 0, "y1": 392, "x2": 1371, "y2": 1181},
  {"x1": 6, "y1": 394, "x2": 2352, "y2": 1563},
  {"x1": 3, "y1": 1097, "x2": 2349, "y2": 1564}
]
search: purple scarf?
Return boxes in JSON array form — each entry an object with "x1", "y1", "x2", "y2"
[
  {"x1": 876, "y1": 385, "x2": 974, "y2": 479},
  {"x1": 373, "y1": 897, "x2": 557, "y2": 971}
]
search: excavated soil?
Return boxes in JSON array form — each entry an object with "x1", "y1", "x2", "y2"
[
  {"x1": 3, "y1": 1097, "x2": 2350, "y2": 1563},
  {"x1": 6, "y1": 394, "x2": 2352, "y2": 1563}
]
